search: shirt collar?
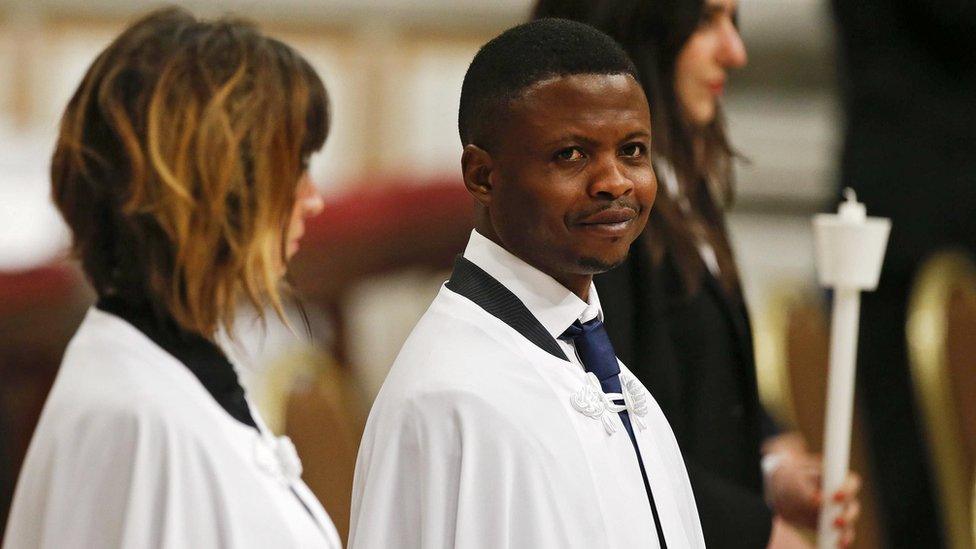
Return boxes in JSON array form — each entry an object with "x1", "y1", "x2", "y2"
[{"x1": 461, "y1": 229, "x2": 602, "y2": 339}]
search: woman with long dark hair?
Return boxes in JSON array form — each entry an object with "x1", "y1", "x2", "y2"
[
  {"x1": 4, "y1": 8, "x2": 341, "y2": 547},
  {"x1": 532, "y1": 1, "x2": 860, "y2": 547}
]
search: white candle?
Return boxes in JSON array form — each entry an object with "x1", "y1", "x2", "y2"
[
  {"x1": 817, "y1": 285, "x2": 860, "y2": 549},
  {"x1": 813, "y1": 189, "x2": 890, "y2": 549},
  {"x1": 837, "y1": 188, "x2": 866, "y2": 222}
]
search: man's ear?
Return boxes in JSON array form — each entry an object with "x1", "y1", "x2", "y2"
[{"x1": 461, "y1": 144, "x2": 494, "y2": 207}]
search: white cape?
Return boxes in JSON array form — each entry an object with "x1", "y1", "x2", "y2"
[
  {"x1": 3, "y1": 308, "x2": 341, "y2": 549},
  {"x1": 349, "y1": 286, "x2": 704, "y2": 548}
]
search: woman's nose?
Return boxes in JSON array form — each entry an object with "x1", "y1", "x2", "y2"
[
  {"x1": 718, "y1": 20, "x2": 748, "y2": 69},
  {"x1": 301, "y1": 179, "x2": 325, "y2": 217}
]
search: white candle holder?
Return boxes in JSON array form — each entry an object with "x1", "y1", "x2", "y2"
[{"x1": 812, "y1": 189, "x2": 890, "y2": 549}]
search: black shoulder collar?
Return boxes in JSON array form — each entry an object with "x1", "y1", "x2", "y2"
[
  {"x1": 445, "y1": 255, "x2": 569, "y2": 362},
  {"x1": 96, "y1": 296, "x2": 257, "y2": 429}
]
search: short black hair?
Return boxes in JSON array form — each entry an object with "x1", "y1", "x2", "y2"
[{"x1": 458, "y1": 18, "x2": 638, "y2": 146}]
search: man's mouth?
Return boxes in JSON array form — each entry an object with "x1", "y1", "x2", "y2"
[
  {"x1": 575, "y1": 207, "x2": 639, "y2": 236},
  {"x1": 578, "y1": 208, "x2": 637, "y2": 225}
]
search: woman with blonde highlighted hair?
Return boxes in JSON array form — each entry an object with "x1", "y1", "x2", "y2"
[{"x1": 3, "y1": 8, "x2": 341, "y2": 548}]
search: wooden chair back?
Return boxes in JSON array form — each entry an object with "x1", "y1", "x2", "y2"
[
  {"x1": 753, "y1": 288, "x2": 883, "y2": 548},
  {"x1": 907, "y1": 251, "x2": 976, "y2": 549},
  {"x1": 0, "y1": 264, "x2": 91, "y2": 537}
]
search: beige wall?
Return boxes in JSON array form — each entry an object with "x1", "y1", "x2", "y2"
[
  {"x1": 0, "y1": 9, "x2": 497, "y2": 188},
  {"x1": 0, "y1": 0, "x2": 841, "y2": 308}
]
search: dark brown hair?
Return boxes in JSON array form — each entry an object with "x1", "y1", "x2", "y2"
[
  {"x1": 533, "y1": 0, "x2": 741, "y2": 296},
  {"x1": 52, "y1": 7, "x2": 329, "y2": 337}
]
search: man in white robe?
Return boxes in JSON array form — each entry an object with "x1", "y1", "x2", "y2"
[{"x1": 349, "y1": 19, "x2": 705, "y2": 548}]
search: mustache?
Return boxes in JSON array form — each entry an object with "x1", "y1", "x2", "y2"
[{"x1": 570, "y1": 199, "x2": 642, "y2": 224}]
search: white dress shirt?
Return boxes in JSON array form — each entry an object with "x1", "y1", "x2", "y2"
[{"x1": 349, "y1": 230, "x2": 704, "y2": 549}]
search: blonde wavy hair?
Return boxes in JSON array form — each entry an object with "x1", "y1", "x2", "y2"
[{"x1": 52, "y1": 7, "x2": 329, "y2": 337}]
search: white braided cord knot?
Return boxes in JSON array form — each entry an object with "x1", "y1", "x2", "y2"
[
  {"x1": 571, "y1": 372, "x2": 652, "y2": 434},
  {"x1": 253, "y1": 434, "x2": 304, "y2": 485},
  {"x1": 622, "y1": 374, "x2": 649, "y2": 431},
  {"x1": 570, "y1": 373, "x2": 616, "y2": 434}
]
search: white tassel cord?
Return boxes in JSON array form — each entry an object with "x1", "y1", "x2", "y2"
[{"x1": 622, "y1": 375, "x2": 649, "y2": 431}]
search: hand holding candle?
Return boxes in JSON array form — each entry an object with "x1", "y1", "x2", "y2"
[{"x1": 812, "y1": 189, "x2": 890, "y2": 549}]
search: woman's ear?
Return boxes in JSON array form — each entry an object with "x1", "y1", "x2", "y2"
[{"x1": 461, "y1": 144, "x2": 494, "y2": 207}]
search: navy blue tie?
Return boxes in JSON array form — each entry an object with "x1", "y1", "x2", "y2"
[{"x1": 561, "y1": 318, "x2": 668, "y2": 548}]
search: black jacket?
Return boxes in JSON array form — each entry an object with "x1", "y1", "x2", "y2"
[
  {"x1": 832, "y1": 1, "x2": 976, "y2": 546},
  {"x1": 596, "y1": 237, "x2": 772, "y2": 548}
]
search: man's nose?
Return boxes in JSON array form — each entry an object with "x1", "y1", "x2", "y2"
[{"x1": 588, "y1": 157, "x2": 634, "y2": 199}]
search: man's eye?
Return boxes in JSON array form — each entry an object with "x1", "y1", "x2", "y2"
[
  {"x1": 621, "y1": 143, "x2": 646, "y2": 158},
  {"x1": 555, "y1": 148, "x2": 584, "y2": 162}
]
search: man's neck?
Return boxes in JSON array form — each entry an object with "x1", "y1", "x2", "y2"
[
  {"x1": 473, "y1": 224, "x2": 592, "y2": 302},
  {"x1": 549, "y1": 271, "x2": 591, "y2": 302}
]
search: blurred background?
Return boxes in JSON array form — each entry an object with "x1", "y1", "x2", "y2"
[{"x1": 0, "y1": 1, "x2": 972, "y2": 547}]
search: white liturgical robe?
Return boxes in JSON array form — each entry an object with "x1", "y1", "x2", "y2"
[
  {"x1": 3, "y1": 308, "x2": 342, "y2": 549},
  {"x1": 349, "y1": 230, "x2": 704, "y2": 548}
]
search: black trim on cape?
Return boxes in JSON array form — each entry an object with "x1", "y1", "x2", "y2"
[
  {"x1": 445, "y1": 255, "x2": 569, "y2": 362},
  {"x1": 96, "y1": 296, "x2": 257, "y2": 429}
]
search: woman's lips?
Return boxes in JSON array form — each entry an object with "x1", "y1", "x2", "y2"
[
  {"x1": 707, "y1": 80, "x2": 725, "y2": 96},
  {"x1": 287, "y1": 228, "x2": 305, "y2": 257}
]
